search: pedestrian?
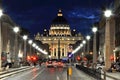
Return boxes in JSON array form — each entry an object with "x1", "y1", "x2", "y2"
[{"x1": 6, "y1": 52, "x2": 12, "y2": 70}]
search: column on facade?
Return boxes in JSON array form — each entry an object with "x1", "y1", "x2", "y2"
[
  {"x1": 13, "y1": 34, "x2": 19, "y2": 67},
  {"x1": 6, "y1": 40, "x2": 10, "y2": 53},
  {"x1": 110, "y1": 17, "x2": 115, "y2": 62},
  {"x1": 93, "y1": 32, "x2": 97, "y2": 65},
  {"x1": 60, "y1": 45, "x2": 61, "y2": 57},
  {"x1": 105, "y1": 17, "x2": 115, "y2": 70},
  {"x1": 52, "y1": 44, "x2": 53, "y2": 57},
  {"x1": 53, "y1": 44, "x2": 54, "y2": 58},
  {"x1": 56, "y1": 43, "x2": 58, "y2": 59},
  {"x1": 65, "y1": 44, "x2": 67, "y2": 57}
]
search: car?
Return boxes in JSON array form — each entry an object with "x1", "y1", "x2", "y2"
[
  {"x1": 46, "y1": 60, "x2": 54, "y2": 68},
  {"x1": 46, "y1": 59, "x2": 66, "y2": 68},
  {"x1": 57, "y1": 61, "x2": 65, "y2": 67}
]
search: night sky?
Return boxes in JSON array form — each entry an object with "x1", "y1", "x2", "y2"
[{"x1": 3, "y1": 0, "x2": 114, "y2": 37}]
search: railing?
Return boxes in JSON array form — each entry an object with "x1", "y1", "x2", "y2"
[{"x1": 76, "y1": 65, "x2": 102, "y2": 80}]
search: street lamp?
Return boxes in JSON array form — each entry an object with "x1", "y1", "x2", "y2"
[
  {"x1": 82, "y1": 40, "x2": 86, "y2": 60},
  {"x1": 104, "y1": 10, "x2": 112, "y2": 18},
  {"x1": 82, "y1": 40, "x2": 86, "y2": 44},
  {"x1": 0, "y1": 9, "x2": 3, "y2": 70},
  {"x1": 32, "y1": 43, "x2": 36, "y2": 55},
  {"x1": 32, "y1": 43, "x2": 36, "y2": 47},
  {"x1": 86, "y1": 35, "x2": 91, "y2": 54},
  {"x1": 92, "y1": 27, "x2": 97, "y2": 68},
  {"x1": 104, "y1": 9, "x2": 113, "y2": 70},
  {"x1": 13, "y1": 26, "x2": 20, "y2": 67},
  {"x1": 28, "y1": 40, "x2": 32, "y2": 56},
  {"x1": 13, "y1": 27, "x2": 19, "y2": 33},
  {"x1": 48, "y1": 55, "x2": 51, "y2": 59},
  {"x1": 23, "y1": 35, "x2": 28, "y2": 62},
  {"x1": 35, "y1": 45, "x2": 39, "y2": 50},
  {"x1": 82, "y1": 40, "x2": 86, "y2": 53}
]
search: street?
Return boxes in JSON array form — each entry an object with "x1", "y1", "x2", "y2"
[{"x1": 2, "y1": 66, "x2": 95, "y2": 80}]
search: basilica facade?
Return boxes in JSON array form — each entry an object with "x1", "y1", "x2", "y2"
[{"x1": 35, "y1": 9, "x2": 83, "y2": 59}]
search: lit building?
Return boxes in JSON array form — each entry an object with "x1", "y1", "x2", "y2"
[{"x1": 35, "y1": 9, "x2": 83, "y2": 59}]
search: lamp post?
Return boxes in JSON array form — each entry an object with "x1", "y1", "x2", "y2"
[
  {"x1": 13, "y1": 27, "x2": 19, "y2": 67},
  {"x1": 28, "y1": 40, "x2": 32, "y2": 56},
  {"x1": 82, "y1": 40, "x2": 86, "y2": 55},
  {"x1": 0, "y1": 9, "x2": 3, "y2": 70},
  {"x1": 86, "y1": 35, "x2": 91, "y2": 54},
  {"x1": 32, "y1": 43, "x2": 36, "y2": 55},
  {"x1": 92, "y1": 27, "x2": 97, "y2": 67},
  {"x1": 104, "y1": 9, "x2": 113, "y2": 70},
  {"x1": 23, "y1": 35, "x2": 28, "y2": 62},
  {"x1": 82, "y1": 40, "x2": 86, "y2": 61}
]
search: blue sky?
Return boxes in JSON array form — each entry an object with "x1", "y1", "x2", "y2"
[{"x1": 3, "y1": 0, "x2": 114, "y2": 36}]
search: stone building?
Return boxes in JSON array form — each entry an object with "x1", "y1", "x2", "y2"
[
  {"x1": 35, "y1": 9, "x2": 83, "y2": 59},
  {"x1": 114, "y1": 0, "x2": 120, "y2": 59}
]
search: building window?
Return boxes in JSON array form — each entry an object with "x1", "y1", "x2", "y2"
[
  {"x1": 62, "y1": 49, "x2": 64, "y2": 56},
  {"x1": 62, "y1": 53, "x2": 64, "y2": 56},
  {"x1": 54, "y1": 48, "x2": 56, "y2": 56}
]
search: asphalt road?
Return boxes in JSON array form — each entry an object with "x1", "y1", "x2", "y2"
[{"x1": 2, "y1": 66, "x2": 95, "y2": 80}]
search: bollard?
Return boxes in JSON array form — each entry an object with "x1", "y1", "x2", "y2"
[
  {"x1": 67, "y1": 66, "x2": 72, "y2": 80},
  {"x1": 68, "y1": 67, "x2": 72, "y2": 76},
  {"x1": 67, "y1": 68, "x2": 69, "y2": 80}
]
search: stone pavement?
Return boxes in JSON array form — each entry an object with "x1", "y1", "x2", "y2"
[
  {"x1": 0, "y1": 66, "x2": 31, "y2": 74},
  {"x1": 105, "y1": 72, "x2": 120, "y2": 80}
]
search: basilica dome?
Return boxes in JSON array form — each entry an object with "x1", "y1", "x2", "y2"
[
  {"x1": 49, "y1": 9, "x2": 71, "y2": 36},
  {"x1": 52, "y1": 14, "x2": 68, "y2": 24}
]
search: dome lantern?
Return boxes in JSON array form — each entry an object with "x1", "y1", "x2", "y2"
[{"x1": 57, "y1": 9, "x2": 63, "y2": 16}]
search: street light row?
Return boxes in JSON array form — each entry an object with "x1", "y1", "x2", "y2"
[
  {"x1": 0, "y1": 9, "x2": 48, "y2": 55},
  {"x1": 13, "y1": 26, "x2": 48, "y2": 55},
  {"x1": 72, "y1": 27, "x2": 97, "y2": 54},
  {"x1": 72, "y1": 9, "x2": 112, "y2": 55}
]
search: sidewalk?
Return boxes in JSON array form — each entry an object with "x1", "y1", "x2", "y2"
[
  {"x1": 100, "y1": 70, "x2": 120, "y2": 80},
  {"x1": 75, "y1": 64, "x2": 120, "y2": 80},
  {"x1": 0, "y1": 66, "x2": 35, "y2": 79},
  {"x1": 106, "y1": 72, "x2": 120, "y2": 80},
  {"x1": 0, "y1": 66, "x2": 31, "y2": 74}
]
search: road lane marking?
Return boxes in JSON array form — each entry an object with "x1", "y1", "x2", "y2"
[
  {"x1": 30, "y1": 68, "x2": 45, "y2": 80},
  {"x1": 57, "y1": 76, "x2": 60, "y2": 80}
]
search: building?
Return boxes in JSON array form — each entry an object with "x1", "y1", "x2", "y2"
[
  {"x1": 99, "y1": 17, "x2": 106, "y2": 59},
  {"x1": 114, "y1": 0, "x2": 120, "y2": 59},
  {"x1": 35, "y1": 9, "x2": 83, "y2": 59}
]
